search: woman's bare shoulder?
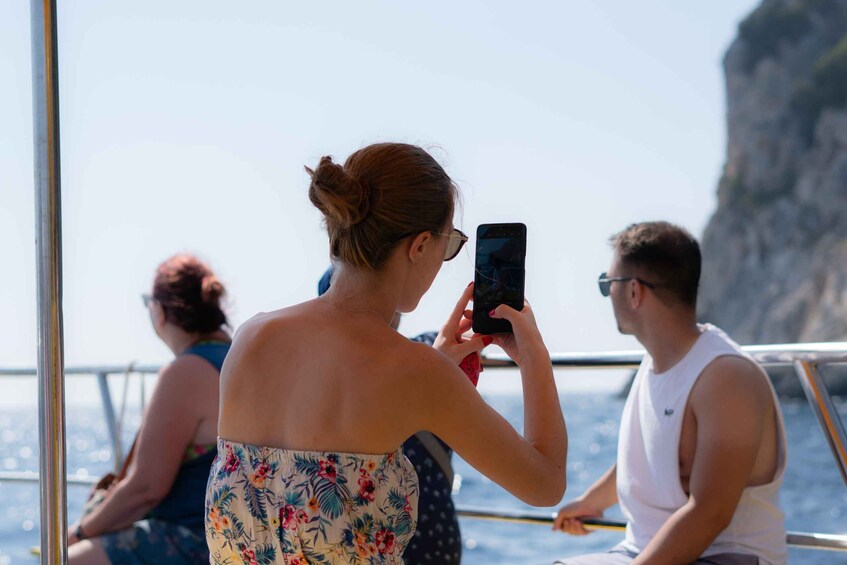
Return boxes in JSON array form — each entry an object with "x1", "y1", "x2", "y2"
[
  {"x1": 390, "y1": 337, "x2": 467, "y2": 389},
  {"x1": 232, "y1": 302, "x2": 315, "y2": 346},
  {"x1": 221, "y1": 302, "x2": 324, "y2": 376},
  {"x1": 144, "y1": 356, "x2": 219, "y2": 420},
  {"x1": 160, "y1": 353, "x2": 217, "y2": 376}
]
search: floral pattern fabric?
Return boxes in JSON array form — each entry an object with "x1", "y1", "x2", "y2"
[{"x1": 206, "y1": 438, "x2": 419, "y2": 564}]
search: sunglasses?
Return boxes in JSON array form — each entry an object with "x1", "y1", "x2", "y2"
[
  {"x1": 597, "y1": 272, "x2": 656, "y2": 297},
  {"x1": 141, "y1": 293, "x2": 155, "y2": 308},
  {"x1": 439, "y1": 228, "x2": 469, "y2": 262}
]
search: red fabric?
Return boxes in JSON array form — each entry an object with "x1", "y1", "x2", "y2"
[{"x1": 459, "y1": 352, "x2": 481, "y2": 387}]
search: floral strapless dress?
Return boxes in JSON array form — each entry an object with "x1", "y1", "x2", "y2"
[{"x1": 205, "y1": 439, "x2": 419, "y2": 564}]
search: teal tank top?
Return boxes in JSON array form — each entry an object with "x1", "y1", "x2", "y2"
[{"x1": 146, "y1": 340, "x2": 231, "y2": 529}]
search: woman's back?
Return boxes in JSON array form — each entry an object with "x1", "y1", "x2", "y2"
[
  {"x1": 212, "y1": 300, "x2": 430, "y2": 564},
  {"x1": 219, "y1": 299, "x2": 430, "y2": 454}
]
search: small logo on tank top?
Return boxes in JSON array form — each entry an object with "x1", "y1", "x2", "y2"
[{"x1": 664, "y1": 408, "x2": 674, "y2": 416}]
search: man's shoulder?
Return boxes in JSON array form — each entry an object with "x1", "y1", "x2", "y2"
[
  {"x1": 702, "y1": 354, "x2": 766, "y2": 379},
  {"x1": 698, "y1": 323, "x2": 746, "y2": 354},
  {"x1": 696, "y1": 324, "x2": 769, "y2": 385},
  {"x1": 693, "y1": 354, "x2": 773, "y2": 411}
]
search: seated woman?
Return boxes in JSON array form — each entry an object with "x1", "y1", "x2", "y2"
[
  {"x1": 207, "y1": 142, "x2": 568, "y2": 564},
  {"x1": 68, "y1": 254, "x2": 232, "y2": 564}
]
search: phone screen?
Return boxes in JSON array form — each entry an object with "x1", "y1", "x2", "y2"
[{"x1": 473, "y1": 223, "x2": 526, "y2": 334}]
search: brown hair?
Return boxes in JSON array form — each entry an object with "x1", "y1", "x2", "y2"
[
  {"x1": 610, "y1": 221, "x2": 701, "y2": 307},
  {"x1": 152, "y1": 254, "x2": 228, "y2": 333},
  {"x1": 307, "y1": 143, "x2": 457, "y2": 270}
]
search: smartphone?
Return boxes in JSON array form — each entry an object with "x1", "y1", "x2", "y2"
[{"x1": 472, "y1": 223, "x2": 527, "y2": 334}]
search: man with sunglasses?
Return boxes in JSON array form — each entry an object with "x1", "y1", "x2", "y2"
[{"x1": 553, "y1": 222, "x2": 787, "y2": 565}]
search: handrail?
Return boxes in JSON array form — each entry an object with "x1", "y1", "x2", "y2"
[
  {"x1": 3, "y1": 342, "x2": 847, "y2": 554},
  {"x1": 455, "y1": 507, "x2": 847, "y2": 552},
  {"x1": 5, "y1": 472, "x2": 845, "y2": 551},
  {"x1": 0, "y1": 364, "x2": 155, "y2": 477},
  {"x1": 485, "y1": 341, "x2": 847, "y2": 368},
  {"x1": 2, "y1": 341, "x2": 846, "y2": 377},
  {"x1": 0, "y1": 471, "x2": 96, "y2": 487},
  {"x1": 795, "y1": 360, "x2": 847, "y2": 486},
  {"x1": 0, "y1": 364, "x2": 161, "y2": 376}
]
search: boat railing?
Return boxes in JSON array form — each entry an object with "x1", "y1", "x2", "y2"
[
  {"x1": 0, "y1": 364, "x2": 160, "y2": 475},
  {"x1": 2, "y1": 342, "x2": 847, "y2": 552}
]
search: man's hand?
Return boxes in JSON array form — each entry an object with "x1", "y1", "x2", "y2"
[{"x1": 553, "y1": 497, "x2": 605, "y2": 536}]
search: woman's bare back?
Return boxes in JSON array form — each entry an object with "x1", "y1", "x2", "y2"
[{"x1": 219, "y1": 298, "x2": 429, "y2": 454}]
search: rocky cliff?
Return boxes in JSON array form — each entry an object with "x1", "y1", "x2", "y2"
[{"x1": 699, "y1": 0, "x2": 847, "y2": 348}]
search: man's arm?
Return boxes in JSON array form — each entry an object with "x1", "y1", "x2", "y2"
[
  {"x1": 553, "y1": 464, "x2": 618, "y2": 535},
  {"x1": 632, "y1": 356, "x2": 773, "y2": 564}
]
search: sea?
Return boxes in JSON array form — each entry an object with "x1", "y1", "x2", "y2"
[{"x1": 1, "y1": 370, "x2": 846, "y2": 564}]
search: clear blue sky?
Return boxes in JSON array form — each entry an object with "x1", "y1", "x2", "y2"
[{"x1": 1, "y1": 1, "x2": 760, "y2": 379}]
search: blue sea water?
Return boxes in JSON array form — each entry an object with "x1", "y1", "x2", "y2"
[{"x1": 1, "y1": 383, "x2": 847, "y2": 563}]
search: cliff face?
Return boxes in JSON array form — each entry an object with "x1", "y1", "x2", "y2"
[{"x1": 699, "y1": 0, "x2": 847, "y2": 344}]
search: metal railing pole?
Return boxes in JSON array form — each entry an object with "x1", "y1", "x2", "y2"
[
  {"x1": 794, "y1": 360, "x2": 847, "y2": 487},
  {"x1": 31, "y1": 0, "x2": 67, "y2": 562},
  {"x1": 96, "y1": 373, "x2": 124, "y2": 473}
]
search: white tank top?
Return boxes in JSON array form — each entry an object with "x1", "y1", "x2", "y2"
[{"x1": 617, "y1": 324, "x2": 787, "y2": 564}]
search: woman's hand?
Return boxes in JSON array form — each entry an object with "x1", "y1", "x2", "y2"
[
  {"x1": 488, "y1": 299, "x2": 547, "y2": 367},
  {"x1": 414, "y1": 293, "x2": 566, "y2": 505},
  {"x1": 67, "y1": 522, "x2": 81, "y2": 546},
  {"x1": 433, "y1": 283, "x2": 492, "y2": 366}
]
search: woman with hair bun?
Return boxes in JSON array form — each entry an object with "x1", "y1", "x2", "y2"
[
  {"x1": 68, "y1": 254, "x2": 232, "y2": 564},
  {"x1": 208, "y1": 143, "x2": 567, "y2": 564}
]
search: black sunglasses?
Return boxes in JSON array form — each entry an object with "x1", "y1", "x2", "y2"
[
  {"x1": 597, "y1": 272, "x2": 656, "y2": 297},
  {"x1": 439, "y1": 228, "x2": 469, "y2": 262}
]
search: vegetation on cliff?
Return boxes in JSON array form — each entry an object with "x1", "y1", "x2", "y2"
[
  {"x1": 738, "y1": 0, "x2": 847, "y2": 141},
  {"x1": 738, "y1": 0, "x2": 842, "y2": 72},
  {"x1": 793, "y1": 35, "x2": 847, "y2": 139}
]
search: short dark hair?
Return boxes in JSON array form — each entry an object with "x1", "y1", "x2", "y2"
[{"x1": 610, "y1": 222, "x2": 701, "y2": 307}]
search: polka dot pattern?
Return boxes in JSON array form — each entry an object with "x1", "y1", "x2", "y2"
[{"x1": 402, "y1": 435, "x2": 462, "y2": 564}]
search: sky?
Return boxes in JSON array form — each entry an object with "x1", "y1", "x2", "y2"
[{"x1": 0, "y1": 1, "x2": 761, "y2": 394}]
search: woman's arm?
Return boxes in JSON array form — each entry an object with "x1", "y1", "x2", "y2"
[
  {"x1": 410, "y1": 286, "x2": 567, "y2": 506},
  {"x1": 71, "y1": 356, "x2": 212, "y2": 540}
]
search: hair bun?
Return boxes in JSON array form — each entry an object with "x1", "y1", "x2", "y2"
[
  {"x1": 201, "y1": 275, "x2": 225, "y2": 304},
  {"x1": 153, "y1": 254, "x2": 229, "y2": 333},
  {"x1": 307, "y1": 156, "x2": 371, "y2": 228}
]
